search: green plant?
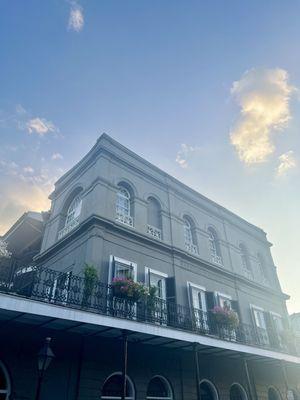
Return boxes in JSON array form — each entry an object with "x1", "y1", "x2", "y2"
[
  {"x1": 111, "y1": 277, "x2": 149, "y2": 302},
  {"x1": 82, "y1": 263, "x2": 98, "y2": 306},
  {"x1": 211, "y1": 305, "x2": 239, "y2": 329}
]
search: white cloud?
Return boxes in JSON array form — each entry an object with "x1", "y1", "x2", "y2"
[
  {"x1": 23, "y1": 166, "x2": 34, "y2": 174},
  {"x1": 230, "y1": 68, "x2": 295, "y2": 164},
  {"x1": 176, "y1": 144, "x2": 201, "y2": 168},
  {"x1": 52, "y1": 152, "x2": 63, "y2": 160},
  {"x1": 68, "y1": 2, "x2": 84, "y2": 32},
  {"x1": 276, "y1": 151, "x2": 297, "y2": 177},
  {"x1": 26, "y1": 117, "x2": 57, "y2": 136}
]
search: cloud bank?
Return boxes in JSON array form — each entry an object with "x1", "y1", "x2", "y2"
[
  {"x1": 68, "y1": 2, "x2": 84, "y2": 32},
  {"x1": 230, "y1": 68, "x2": 295, "y2": 164}
]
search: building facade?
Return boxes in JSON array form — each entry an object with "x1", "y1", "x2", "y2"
[{"x1": 0, "y1": 134, "x2": 299, "y2": 400}]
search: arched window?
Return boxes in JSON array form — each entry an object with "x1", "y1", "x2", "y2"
[
  {"x1": 199, "y1": 380, "x2": 219, "y2": 400},
  {"x1": 268, "y1": 387, "x2": 282, "y2": 400},
  {"x1": 0, "y1": 361, "x2": 11, "y2": 400},
  {"x1": 58, "y1": 195, "x2": 82, "y2": 239},
  {"x1": 257, "y1": 253, "x2": 268, "y2": 284},
  {"x1": 147, "y1": 197, "x2": 162, "y2": 240},
  {"x1": 239, "y1": 244, "x2": 252, "y2": 279},
  {"x1": 230, "y1": 384, "x2": 248, "y2": 400},
  {"x1": 101, "y1": 372, "x2": 135, "y2": 400},
  {"x1": 208, "y1": 228, "x2": 222, "y2": 265},
  {"x1": 146, "y1": 376, "x2": 173, "y2": 400},
  {"x1": 116, "y1": 186, "x2": 133, "y2": 227},
  {"x1": 287, "y1": 390, "x2": 299, "y2": 400},
  {"x1": 183, "y1": 216, "x2": 197, "y2": 254}
]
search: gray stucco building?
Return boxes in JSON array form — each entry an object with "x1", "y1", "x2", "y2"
[{"x1": 0, "y1": 134, "x2": 299, "y2": 400}]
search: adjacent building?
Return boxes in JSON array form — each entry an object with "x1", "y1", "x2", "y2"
[{"x1": 0, "y1": 134, "x2": 299, "y2": 400}]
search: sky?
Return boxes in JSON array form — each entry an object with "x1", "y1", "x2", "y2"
[{"x1": 0, "y1": 1, "x2": 299, "y2": 312}]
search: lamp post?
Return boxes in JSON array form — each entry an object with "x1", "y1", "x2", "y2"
[{"x1": 35, "y1": 337, "x2": 55, "y2": 400}]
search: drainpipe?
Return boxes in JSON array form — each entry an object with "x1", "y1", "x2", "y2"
[
  {"x1": 121, "y1": 330, "x2": 128, "y2": 400},
  {"x1": 193, "y1": 343, "x2": 201, "y2": 400}
]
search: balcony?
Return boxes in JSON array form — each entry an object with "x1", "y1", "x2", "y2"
[
  {"x1": 185, "y1": 242, "x2": 198, "y2": 255},
  {"x1": 0, "y1": 267, "x2": 297, "y2": 356},
  {"x1": 116, "y1": 212, "x2": 134, "y2": 227},
  {"x1": 211, "y1": 254, "x2": 223, "y2": 266},
  {"x1": 58, "y1": 218, "x2": 80, "y2": 240},
  {"x1": 147, "y1": 225, "x2": 162, "y2": 240}
]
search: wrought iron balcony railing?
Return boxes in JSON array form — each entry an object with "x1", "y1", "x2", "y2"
[
  {"x1": 0, "y1": 266, "x2": 297, "y2": 356},
  {"x1": 116, "y1": 212, "x2": 134, "y2": 227},
  {"x1": 185, "y1": 242, "x2": 198, "y2": 255},
  {"x1": 147, "y1": 225, "x2": 162, "y2": 240}
]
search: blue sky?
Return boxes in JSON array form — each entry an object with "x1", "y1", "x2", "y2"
[{"x1": 0, "y1": 1, "x2": 299, "y2": 312}]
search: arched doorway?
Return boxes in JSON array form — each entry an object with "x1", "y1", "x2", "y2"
[
  {"x1": 268, "y1": 387, "x2": 282, "y2": 400},
  {"x1": 0, "y1": 361, "x2": 11, "y2": 400},
  {"x1": 146, "y1": 375, "x2": 173, "y2": 400},
  {"x1": 101, "y1": 372, "x2": 135, "y2": 400},
  {"x1": 230, "y1": 384, "x2": 248, "y2": 400},
  {"x1": 199, "y1": 380, "x2": 219, "y2": 400}
]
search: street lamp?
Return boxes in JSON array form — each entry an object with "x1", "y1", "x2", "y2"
[{"x1": 35, "y1": 337, "x2": 55, "y2": 400}]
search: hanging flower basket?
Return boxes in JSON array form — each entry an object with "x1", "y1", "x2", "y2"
[
  {"x1": 211, "y1": 305, "x2": 239, "y2": 329},
  {"x1": 111, "y1": 278, "x2": 149, "y2": 302}
]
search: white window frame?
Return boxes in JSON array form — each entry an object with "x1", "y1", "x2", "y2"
[
  {"x1": 183, "y1": 219, "x2": 197, "y2": 254},
  {"x1": 199, "y1": 379, "x2": 219, "y2": 400},
  {"x1": 109, "y1": 256, "x2": 137, "y2": 283},
  {"x1": 116, "y1": 187, "x2": 134, "y2": 227},
  {"x1": 187, "y1": 282, "x2": 207, "y2": 309},
  {"x1": 208, "y1": 229, "x2": 222, "y2": 265},
  {"x1": 187, "y1": 282, "x2": 208, "y2": 330},
  {"x1": 101, "y1": 372, "x2": 135, "y2": 400},
  {"x1": 58, "y1": 195, "x2": 82, "y2": 239},
  {"x1": 230, "y1": 383, "x2": 248, "y2": 400},
  {"x1": 145, "y1": 268, "x2": 168, "y2": 298},
  {"x1": 215, "y1": 292, "x2": 232, "y2": 308},
  {"x1": 146, "y1": 375, "x2": 173, "y2": 400},
  {"x1": 250, "y1": 304, "x2": 267, "y2": 330}
]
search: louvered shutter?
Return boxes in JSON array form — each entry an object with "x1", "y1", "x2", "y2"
[{"x1": 264, "y1": 312, "x2": 278, "y2": 347}]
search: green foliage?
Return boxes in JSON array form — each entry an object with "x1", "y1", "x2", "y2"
[
  {"x1": 111, "y1": 277, "x2": 149, "y2": 302},
  {"x1": 82, "y1": 263, "x2": 98, "y2": 306},
  {"x1": 211, "y1": 305, "x2": 239, "y2": 329}
]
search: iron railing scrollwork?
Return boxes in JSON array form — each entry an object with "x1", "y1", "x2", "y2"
[{"x1": 0, "y1": 266, "x2": 297, "y2": 356}]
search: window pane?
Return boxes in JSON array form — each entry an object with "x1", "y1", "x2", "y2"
[{"x1": 115, "y1": 262, "x2": 134, "y2": 280}]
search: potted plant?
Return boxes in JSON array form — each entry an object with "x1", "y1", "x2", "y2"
[
  {"x1": 82, "y1": 263, "x2": 98, "y2": 307},
  {"x1": 211, "y1": 305, "x2": 239, "y2": 330},
  {"x1": 111, "y1": 278, "x2": 149, "y2": 302}
]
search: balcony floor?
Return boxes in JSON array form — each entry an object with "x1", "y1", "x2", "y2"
[{"x1": 0, "y1": 291, "x2": 299, "y2": 366}]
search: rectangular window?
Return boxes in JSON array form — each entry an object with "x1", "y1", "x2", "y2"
[
  {"x1": 146, "y1": 268, "x2": 167, "y2": 300},
  {"x1": 251, "y1": 305, "x2": 270, "y2": 346},
  {"x1": 109, "y1": 256, "x2": 137, "y2": 282},
  {"x1": 188, "y1": 282, "x2": 208, "y2": 331},
  {"x1": 217, "y1": 294, "x2": 232, "y2": 309},
  {"x1": 253, "y1": 308, "x2": 266, "y2": 329}
]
